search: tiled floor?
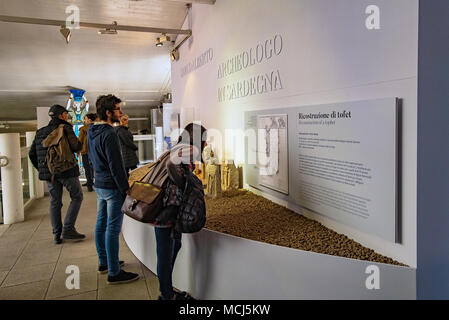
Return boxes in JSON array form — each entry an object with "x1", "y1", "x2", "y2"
[{"x1": 0, "y1": 187, "x2": 160, "y2": 300}]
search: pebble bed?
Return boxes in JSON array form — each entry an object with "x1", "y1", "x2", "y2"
[{"x1": 205, "y1": 189, "x2": 406, "y2": 266}]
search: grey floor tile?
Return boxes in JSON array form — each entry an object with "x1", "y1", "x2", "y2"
[
  {"x1": 55, "y1": 255, "x2": 99, "y2": 276},
  {"x1": 30, "y1": 231, "x2": 54, "y2": 241},
  {"x1": 140, "y1": 262, "x2": 157, "y2": 279},
  {"x1": 0, "y1": 280, "x2": 50, "y2": 300},
  {"x1": 146, "y1": 276, "x2": 160, "y2": 300},
  {"x1": 0, "y1": 271, "x2": 8, "y2": 286},
  {"x1": 53, "y1": 290, "x2": 97, "y2": 300},
  {"x1": 119, "y1": 249, "x2": 141, "y2": 264},
  {"x1": 98, "y1": 278, "x2": 149, "y2": 300},
  {"x1": 0, "y1": 241, "x2": 27, "y2": 257},
  {"x1": 2, "y1": 262, "x2": 56, "y2": 287},
  {"x1": 0, "y1": 224, "x2": 10, "y2": 237},
  {"x1": 0, "y1": 230, "x2": 33, "y2": 246},
  {"x1": 24, "y1": 238, "x2": 59, "y2": 251},
  {"x1": 59, "y1": 246, "x2": 97, "y2": 261},
  {"x1": 0, "y1": 254, "x2": 19, "y2": 272},
  {"x1": 15, "y1": 246, "x2": 62, "y2": 268},
  {"x1": 46, "y1": 271, "x2": 98, "y2": 299},
  {"x1": 7, "y1": 217, "x2": 42, "y2": 233}
]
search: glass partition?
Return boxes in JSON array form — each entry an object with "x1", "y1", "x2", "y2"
[{"x1": 133, "y1": 134, "x2": 156, "y2": 165}]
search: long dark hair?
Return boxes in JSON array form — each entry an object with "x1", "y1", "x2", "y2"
[{"x1": 177, "y1": 123, "x2": 208, "y2": 154}]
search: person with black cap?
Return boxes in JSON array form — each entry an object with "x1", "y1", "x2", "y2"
[{"x1": 29, "y1": 104, "x2": 85, "y2": 244}]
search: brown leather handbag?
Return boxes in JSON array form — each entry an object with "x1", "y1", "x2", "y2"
[{"x1": 121, "y1": 181, "x2": 164, "y2": 223}]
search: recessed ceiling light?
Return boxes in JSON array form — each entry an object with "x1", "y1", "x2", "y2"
[
  {"x1": 98, "y1": 21, "x2": 118, "y2": 35},
  {"x1": 98, "y1": 29, "x2": 118, "y2": 35}
]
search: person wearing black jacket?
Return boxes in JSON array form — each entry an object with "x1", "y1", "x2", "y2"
[
  {"x1": 115, "y1": 114, "x2": 139, "y2": 176},
  {"x1": 29, "y1": 104, "x2": 85, "y2": 244},
  {"x1": 87, "y1": 94, "x2": 139, "y2": 285}
]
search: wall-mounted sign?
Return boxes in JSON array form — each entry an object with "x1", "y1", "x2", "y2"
[{"x1": 245, "y1": 98, "x2": 400, "y2": 243}]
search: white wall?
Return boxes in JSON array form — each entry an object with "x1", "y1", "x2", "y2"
[{"x1": 171, "y1": 0, "x2": 418, "y2": 267}]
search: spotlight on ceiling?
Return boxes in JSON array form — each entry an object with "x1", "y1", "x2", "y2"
[
  {"x1": 98, "y1": 21, "x2": 118, "y2": 35},
  {"x1": 98, "y1": 29, "x2": 118, "y2": 35},
  {"x1": 155, "y1": 34, "x2": 171, "y2": 47},
  {"x1": 60, "y1": 26, "x2": 71, "y2": 44},
  {"x1": 170, "y1": 49, "x2": 180, "y2": 61}
]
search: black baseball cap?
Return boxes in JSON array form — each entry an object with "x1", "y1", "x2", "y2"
[{"x1": 48, "y1": 105, "x2": 68, "y2": 118}]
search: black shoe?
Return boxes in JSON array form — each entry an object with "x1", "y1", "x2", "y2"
[
  {"x1": 54, "y1": 235, "x2": 62, "y2": 245},
  {"x1": 62, "y1": 229, "x2": 86, "y2": 241},
  {"x1": 175, "y1": 291, "x2": 195, "y2": 300},
  {"x1": 107, "y1": 270, "x2": 139, "y2": 285},
  {"x1": 158, "y1": 291, "x2": 192, "y2": 300},
  {"x1": 82, "y1": 183, "x2": 88, "y2": 186},
  {"x1": 87, "y1": 186, "x2": 94, "y2": 192},
  {"x1": 98, "y1": 260, "x2": 125, "y2": 274}
]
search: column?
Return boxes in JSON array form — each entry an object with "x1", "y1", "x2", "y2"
[{"x1": 0, "y1": 133, "x2": 24, "y2": 224}]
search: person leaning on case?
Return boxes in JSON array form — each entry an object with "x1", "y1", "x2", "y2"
[
  {"x1": 148, "y1": 122, "x2": 207, "y2": 300},
  {"x1": 29, "y1": 104, "x2": 85, "y2": 244}
]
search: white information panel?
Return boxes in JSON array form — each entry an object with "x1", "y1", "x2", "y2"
[{"x1": 245, "y1": 98, "x2": 399, "y2": 242}]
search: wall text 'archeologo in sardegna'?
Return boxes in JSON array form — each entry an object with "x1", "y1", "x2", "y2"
[
  {"x1": 218, "y1": 35, "x2": 284, "y2": 102},
  {"x1": 217, "y1": 35, "x2": 283, "y2": 79}
]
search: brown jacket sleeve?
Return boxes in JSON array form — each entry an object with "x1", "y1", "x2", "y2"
[{"x1": 63, "y1": 125, "x2": 82, "y2": 153}]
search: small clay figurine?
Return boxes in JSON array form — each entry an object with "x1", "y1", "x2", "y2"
[
  {"x1": 202, "y1": 144, "x2": 221, "y2": 198},
  {"x1": 222, "y1": 160, "x2": 239, "y2": 191}
]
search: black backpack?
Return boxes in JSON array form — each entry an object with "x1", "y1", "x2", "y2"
[{"x1": 175, "y1": 167, "x2": 206, "y2": 233}]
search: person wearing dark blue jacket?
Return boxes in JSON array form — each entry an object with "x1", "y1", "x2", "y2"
[{"x1": 87, "y1": 94, "x2": 139, "y2": 285}]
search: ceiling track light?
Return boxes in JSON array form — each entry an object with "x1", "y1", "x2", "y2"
[
  {"x1": 170, "y1": 48, "x2": 180, "y2": 61},
  {"x1": 60, "y1": 26, "x2": 71, "y2": 44},
  {"x1": 155, "y1": 33, "x2": 171, "y2": 47},
  {"x1": 98, "y1": 21, "x2": 118, "y2": 35}
]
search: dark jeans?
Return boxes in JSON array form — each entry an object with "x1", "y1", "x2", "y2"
[
  {"x1": 95, "y1": 188, "x2": 126, "y2": 276},
  {"x1": 47, "y1": 176, "x2": 83, "y2": 237},
  {"x1": 126, "y1": 166, "x2": 137, "y2": 178},
  {"x1": 82, "y1": 154, "x2": 94, "y2": 187},
  {"x1": 154, "y1": 226, "x2": 182, "y2": 300}
]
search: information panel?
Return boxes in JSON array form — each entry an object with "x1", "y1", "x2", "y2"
[{"x1": 245, "y1": 98, "x2": 399, "y2": 242}]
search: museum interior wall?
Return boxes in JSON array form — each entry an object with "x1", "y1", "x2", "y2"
[{"x1": 170, "y1": 0, "x2": 419, "y2": 267}]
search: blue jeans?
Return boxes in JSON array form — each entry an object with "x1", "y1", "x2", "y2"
[
  {"x1": 95, "y1": 188, "x2": 125, "y2": 276},
  {"x1": 155, "y1": 226, "x2": 182, "y2": 299}
]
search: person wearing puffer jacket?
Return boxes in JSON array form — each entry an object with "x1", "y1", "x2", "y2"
[{"x1": 115, "y1": 114, "x2": 139, "y2": 176}]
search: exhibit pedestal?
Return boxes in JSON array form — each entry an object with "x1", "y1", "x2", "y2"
[{"x1": 123, "y1": 215, "x2": 416, "y2": 299}]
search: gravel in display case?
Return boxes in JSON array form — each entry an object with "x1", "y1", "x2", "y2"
[{"x1": 205, "y1": 189, "x2": 405, "y2": 266}]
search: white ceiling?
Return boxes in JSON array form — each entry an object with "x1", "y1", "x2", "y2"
[{"x1": 0, "y1": 0, "x2": 191, "y2": 132}]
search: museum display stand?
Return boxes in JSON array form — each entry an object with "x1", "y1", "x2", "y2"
[{"x1": 123, "y1": 215, "x2": 415, "y2": 299}]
